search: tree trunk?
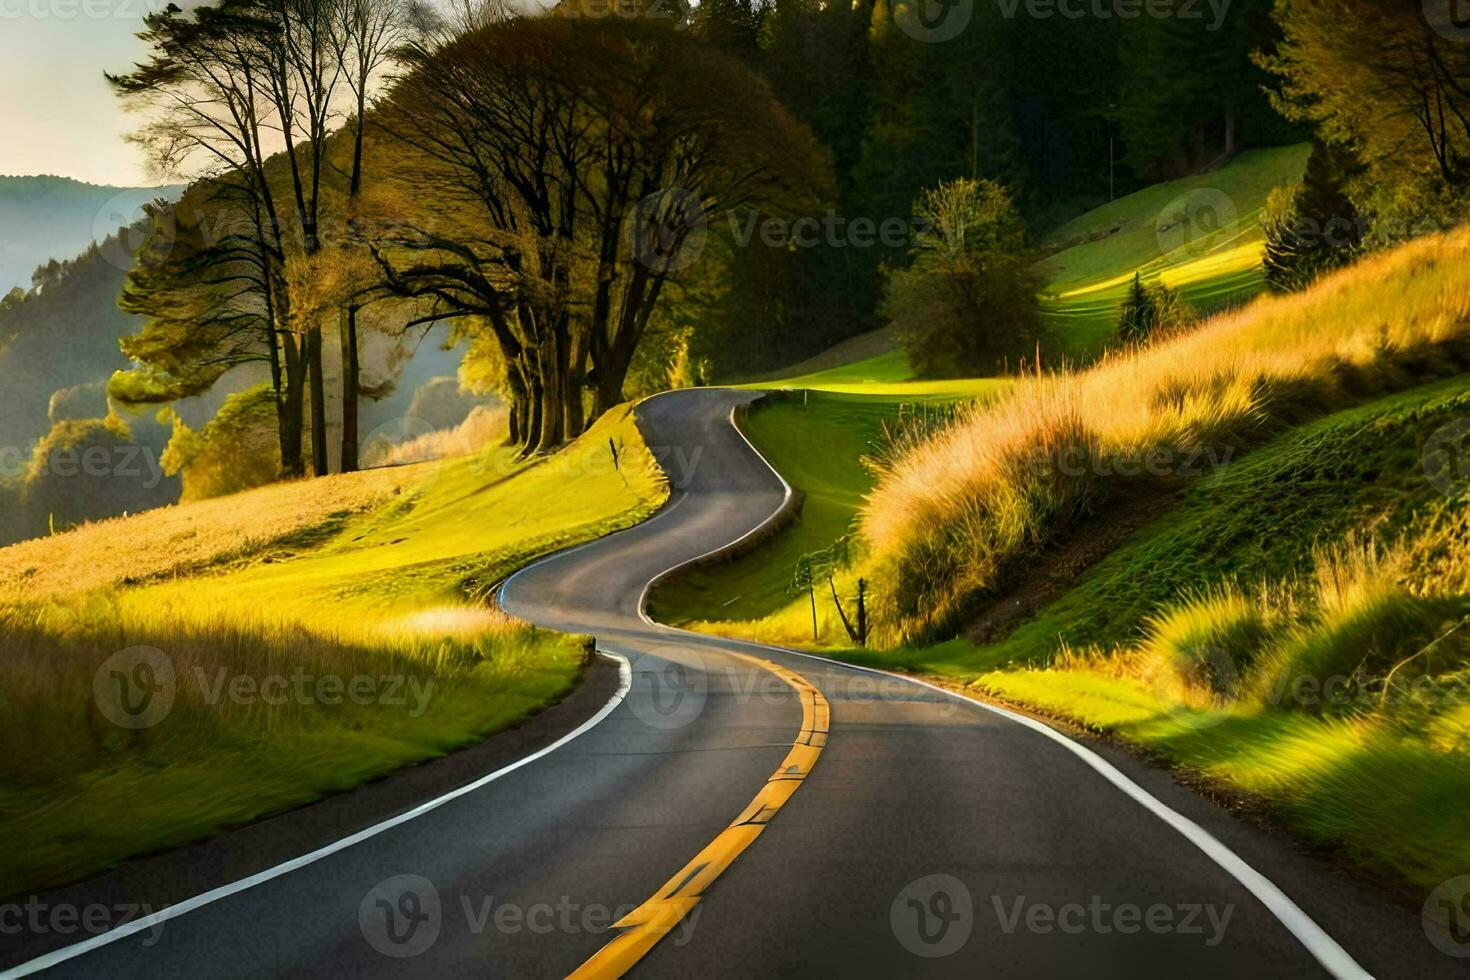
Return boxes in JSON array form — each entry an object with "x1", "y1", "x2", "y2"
[
  {"x1": 566, "y1": 327, "x2": 589, "y2": 436},
  {"x1": 523, "y1": 369, "x2": 545, "y2": 457},
  {"x1": 537, "y1": 338, "x2": 566, "y2": 453},
  {"x1": 281, "y1": 334, "x2": 307, "y2": 478},
  {"x1": 340, "y1": 307, "x2": 360, "y2": 473},
  {"x1": 307, "y1": 327, "x2": 328, "y2": 476},
  {"x1": 594, "y1": 373, "x2": 623, "y2": 419}
]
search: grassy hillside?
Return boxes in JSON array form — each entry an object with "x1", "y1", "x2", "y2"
[
  {"x1": 654, "y1": 219, "x2": 1470, "y2": 894},
  {"x1": 866, "y1": 223, "x2": 1470, "y2": 643},
  {"x1": 1037, "y1": 144, "x2": 1310, "y2": 356},
  {"x1": 0, "y1": 405, "x2": 667, "y2": 896},
  {"x1": 735, "y1": 144, "x2": 1309, "y2": 385}
]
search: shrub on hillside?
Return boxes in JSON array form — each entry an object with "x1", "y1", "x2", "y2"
[
  {"x1": 1115, "y1": 272, "x2": 1194, "y2": 345},
  {"x1": 1262, "y1": 140, "x2": 1364, "y2": 294},
  {"x1": 881, "y1": 179, "x2": 1042, "y2": 377},
  {"x1": 161, "y1": 384, "x2": 281, "y2": 502},
  {"x1": 18, "y1": 414, "x2": 178, "y2": 539}
]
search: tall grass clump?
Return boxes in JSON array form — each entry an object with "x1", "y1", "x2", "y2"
[
  {"x1": 1250, "y1": 536, "x2": 1469, "y2": 717},
  {"x1": 1137, "y1": 585, "x2": 1276, "y2": 701},
  {"x1": 864, "y1": 226, "x2": 1470, "y2": 642}
]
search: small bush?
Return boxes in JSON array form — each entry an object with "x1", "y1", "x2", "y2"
[
  {"x1": 1116, "y1": 272, "x2": 1195, "y2": 345},
  {"x1": 1139, "y1": 586, "x2": 1274, "y2": 699}
]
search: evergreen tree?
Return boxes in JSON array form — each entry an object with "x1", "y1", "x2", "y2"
[
  {"x1": 1262, "y1": 139, "x2": 1363, "y2": 293},
  {"x1": 1116, "y1": 272, "x2": 1156, "y2": 344}
]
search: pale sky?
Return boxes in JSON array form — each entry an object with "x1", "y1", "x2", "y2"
[{"x1": 0, "y1": 6, "x2": 171, "y2": 186}]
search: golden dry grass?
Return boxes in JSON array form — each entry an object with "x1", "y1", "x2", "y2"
[
  {"x1": 0, "y1": 403, "x2": 668, "y2": 895},
  {"x1": 863, "y1": 225, "x2": 1470, "y2": 641},
  {"x1": 363, "y1": 403, "x2": 509, "y2": 468},
  {"x1": 0, "y1": 463, "x2": 427, "y2": 604}
]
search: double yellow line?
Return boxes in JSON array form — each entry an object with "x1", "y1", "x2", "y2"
[{"x1": 568, "y1": 653, "x2": 830, "y2": 978}]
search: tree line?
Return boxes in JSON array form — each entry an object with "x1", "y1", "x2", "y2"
[
  {"x1": 108, "y1": 0, "x2": 1470, "y2": 481},
  {"x1": 109, "y1": 0, "x2": 822, "y2": 475}
]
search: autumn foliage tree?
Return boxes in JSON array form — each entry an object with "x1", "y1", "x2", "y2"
[{"x1": 368, "y1": 15, "x2": 827, "y2": 452}]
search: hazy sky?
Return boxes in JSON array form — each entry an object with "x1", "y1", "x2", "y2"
[{"x1": 0, "y1": 4, "x2": 173, "y2": 187}]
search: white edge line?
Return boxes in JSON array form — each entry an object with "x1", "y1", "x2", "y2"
[
  {"x1": 2, "y1": 653, "x2": 634, "y2": 978},
  {"x1": 635, "y1": 391, "x2": 1372, "y2": 980}
]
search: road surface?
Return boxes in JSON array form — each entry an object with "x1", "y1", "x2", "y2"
[{"x1": 1, "y1": 388, "x2": 1454, "y2": 978}]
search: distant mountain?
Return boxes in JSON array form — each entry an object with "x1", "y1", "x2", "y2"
[{"x1": 0, "y1": 175, "x2": 185, "y2": 293}]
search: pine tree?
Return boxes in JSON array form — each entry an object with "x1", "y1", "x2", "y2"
[
  {"x1": 1263, "y1": 140, "x2": 1363, "y2": 293},
  {"x1": 1116, "y1": 272, "x2": 1157, "y2": 344}
]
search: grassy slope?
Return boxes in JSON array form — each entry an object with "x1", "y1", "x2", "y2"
[
  {"x1": 1038, "y1": 144, "x2": 1310, "y2": 356},
  {"x1": 759, "y1": 145, "x2": 1311, "y2": 381},
  {"x1": 663, "y1": 145, "x2": 1312, "y2": 635},
  {"x1": 703, "y1": 350, "x2": 1470, "y2": 894},
  {"x1": 0, "y1": 405, "x2": 667, "y2": 896},
  {"x1": 655, "y1": 157, "x2": 1470, "y2": 893}
]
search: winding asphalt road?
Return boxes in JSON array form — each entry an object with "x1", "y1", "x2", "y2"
[{"x1": 1, "y1": 388, "x2": 1458, "y2": 977}]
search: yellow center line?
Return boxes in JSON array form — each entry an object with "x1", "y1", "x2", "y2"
[{"x1": 567, "y1": 653, "x2": 830, "y2": 979}]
